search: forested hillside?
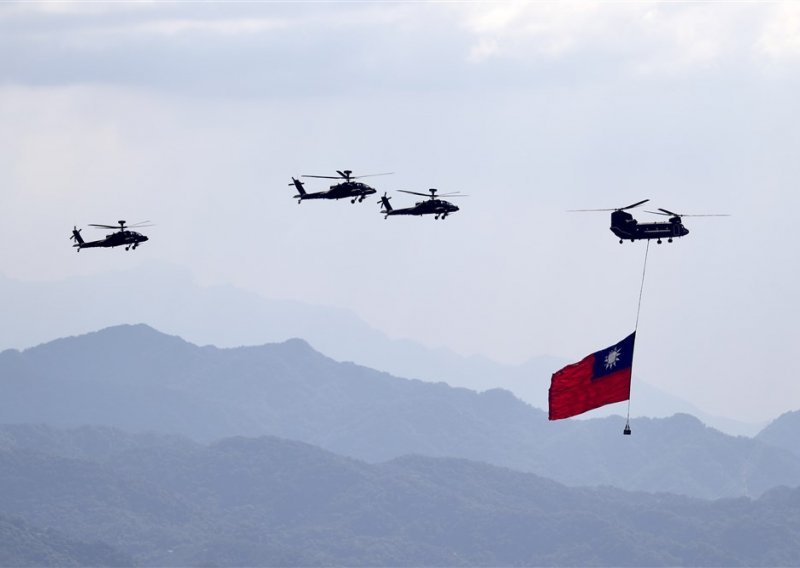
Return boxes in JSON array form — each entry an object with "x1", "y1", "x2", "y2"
[
  {"x1": 0, "y1": 325, "x2": 797, "y2": 499},
  {"x1": 1, "y1": 425, "x2": 800, "y2": 567}
]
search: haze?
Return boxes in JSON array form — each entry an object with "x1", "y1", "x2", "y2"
[{"x1": 1, "y1": 2, "x2": 799, "y2": 424}]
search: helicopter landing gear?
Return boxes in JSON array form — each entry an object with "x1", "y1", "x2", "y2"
[
  {"x1": 668, "y1": 238, "x2": 673, "y2": 243},
  {"x1": 657, "y1": 239, "x2": 662, "y2": 244},
  {"x1": 619, "y1": 239, "x2": 623, "y2": 244},
  {"x1": 351, "y1": 198, "x2": 357, "y2": 204}
]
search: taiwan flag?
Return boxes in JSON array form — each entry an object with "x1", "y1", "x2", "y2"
[{"x1": 549, "y1": 332, "x2": 635, "y2": 420}]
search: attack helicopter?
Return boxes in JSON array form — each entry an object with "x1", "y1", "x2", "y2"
[
  {"x1": 379, "y1": 188, "x2": 464, "y2": 220},
  {"x1": 570, "y1": 200, "x2": 728, "y2": 244},
  {"x1": 70, "y1": 220, "x2": 152, "y2": 252},
  {"x1": 289, "y1": 170, "x2": 392, "y2": 204}
]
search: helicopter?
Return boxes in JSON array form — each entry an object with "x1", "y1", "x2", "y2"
[
  {"x1": 570, "y1": 199, "x2": 728, "y2": 244},
  {"x1": 379, "y1": 188, "x2": 464, "y2": 220},
  {"x1": 70, "y1": 220, "x2": 151, "y2": 252},
  {"x1": 289, "y1": 170, "x2": 392, "y2": 204}
]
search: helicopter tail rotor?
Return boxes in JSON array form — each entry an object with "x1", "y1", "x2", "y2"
[
  {"x1": 289, "y1": 177, "x2": 307, "y2": 197},
  {"x1": 70, "y1": 226, "x2": 84, "y2": 246},
  {"x1": 378, "y1": 192, "x2": 393, "y2": 213}
]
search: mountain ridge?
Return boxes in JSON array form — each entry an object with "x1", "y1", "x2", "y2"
[
  {"x1": 0, "y1": 324, "x2": 796, "y2": 500},
  {"x1": 0, "y1": 268, "x2": 759, "y2": 435},
  {"x1": 2, "y1": 423, "x2": 800, "y2": 566}
]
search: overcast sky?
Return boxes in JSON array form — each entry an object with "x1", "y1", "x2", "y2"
[{"x1": 1, "y1": 1, "x2": 799, "y2": 422}]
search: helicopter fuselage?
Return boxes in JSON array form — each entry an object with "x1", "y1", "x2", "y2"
[
  {"x1": 296, "y1": 181, "x2": 376, "y2": 203},
  {"x1": 610, "y1": 210, "x2": 689, "y2": 243},
  {"x1": 382, "y1": 198, "x2": 459, "y2": 219},
  {"x1": 74, "y1": 230, "x2": 149, "y2": 250}
]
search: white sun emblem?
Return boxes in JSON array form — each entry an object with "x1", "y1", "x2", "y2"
[{"x1": 604, "y1": 347, "x2": 622, "y2": 370}]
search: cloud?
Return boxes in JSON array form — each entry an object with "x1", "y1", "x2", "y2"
[
  {"x1": 0, "y1": 2, "x2": 454, "y2": 97},
  {"x1": 132, "y1": 17, "x2": 287, "y2": 37},
  {"x1": 456, "y1": 2, "x2": 800, "y2": 75},
  {"x1": 757, "y1": 3, "x2": 800, "y2": 59},
  {"x1": 2, "y1": 2, "x2": 798, "y2": 99}
]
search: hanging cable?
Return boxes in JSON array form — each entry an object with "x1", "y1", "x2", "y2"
[
  {"x1": 634, "y1": 239, "x2": 651, "y2": 333},
  {"x1": 625, "y1": 239, "x2": 651, "y2": 435}
]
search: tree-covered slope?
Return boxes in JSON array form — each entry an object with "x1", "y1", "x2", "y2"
[
  {"x1": 0, "y1": 513, "x2": 132, "y2": 567},
  {"x1": 1, "y1": 426, "x2": 800, "y2": 567},
  {"x1": 1, "y1": 325, "x2": 798, "y2": 499}
]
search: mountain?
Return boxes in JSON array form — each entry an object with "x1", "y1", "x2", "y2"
[
  {"x1": 0, "y1": 324, "x2": 797, "y2": 499},
  {"x1": 2, "y1": 424, "x2": 800, "y2": 567},
  {"x1": 756, "y1": 410, "x2": 800, "y2": 457},
  {"x1": 0, "y1": 514, "x2": 132, "y2": 567},
  {"x1": 0, "y1": 267, "x2": 758, "y2": 435}
]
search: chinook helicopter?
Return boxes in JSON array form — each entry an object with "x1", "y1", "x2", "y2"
[
  {"x1": 570, "y1": 200, "x2": 728, "y2": 244},
  {"x1": 379, "y1": 188, "x2": 464, "y2": 220},
  {"x1": 70, "y1": 220, "x2": 151, "y2": 252},
  {"x1": 289, "y1": 170, "x2": 392, "y2": 204}
]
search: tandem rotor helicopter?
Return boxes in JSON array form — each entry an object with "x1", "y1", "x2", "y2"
[
  {"x1": 70, "y1": 220, "x2": 152, "y2": 252},
  {"x1": 379, "y1": 188, "x2": 465, "y2": 220},
  {"x1": 570, "y1": 199, "x2": 728, "y2": 244},
  {"x1": 289, "y1": 169, "x2": 392, "y2": 204}
]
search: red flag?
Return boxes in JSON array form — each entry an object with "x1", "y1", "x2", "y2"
[{"x1": 549, "y1": 333, "x2": 635, "y2": 420}]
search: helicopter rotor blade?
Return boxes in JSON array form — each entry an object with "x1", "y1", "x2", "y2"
[
  {"x1": 398, "y1": 190, "x2": 432, "y2": 197},
  {"x1": 620, "y1": 199, "x2": 650, "y2": 211},
  {"x1": 646, "y1": 209, "x2": 730, "y2": 218},
  {"x1": 349, "y1": 172, "x2": 394, "y2": 179},
  {"x1": 301, "y1": 172, "x2": 393, "y2": 180},
  {"x1": 657, "y1": 208, "x2": 729, "y2": 217},
  {"x1": 88, "y1": 221, "x2": 152, "y2": 230},
  {"x1": 568, "y1": 199, "x2": 649, "y2": 213}
]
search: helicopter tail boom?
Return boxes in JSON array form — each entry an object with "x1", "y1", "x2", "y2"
[
  {"x1": 70, "y1": 227, "x2": 85, "y2": 246},
  {"x1": 379, "y1": 193, "x2": 393, "y2": 213},
  {"x1": 290, "y1": 177, "x2": 307, "y2": 197}
]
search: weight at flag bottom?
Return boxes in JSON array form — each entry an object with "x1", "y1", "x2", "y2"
[{"x1": 549, "y1": 332, "x2": 636, "y2": 421}]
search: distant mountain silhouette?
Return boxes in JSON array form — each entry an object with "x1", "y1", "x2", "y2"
[
  {"x1": 0, "y1": 325, "x2": 797, "y2": 499},
  {"x1": 0, "y1": 268, "x2": 758, "y2": 435},
  {"x1": 756, "y1": 410, "x2": 800, "y2": 456},
  {"x1": 2, "y1": 424, "x2": 800, "y2": 567}
]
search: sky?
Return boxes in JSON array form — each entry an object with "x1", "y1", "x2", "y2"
[{"x1": 1, "y1": 1, "x2": 799, "y2": 423}]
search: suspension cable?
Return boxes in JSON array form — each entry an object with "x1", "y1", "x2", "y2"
[{"x1": 626, "y1": 239, "x2": 651, "y2": 432}]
